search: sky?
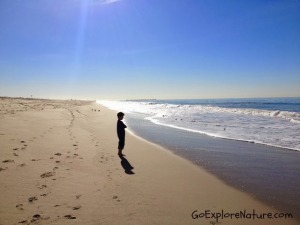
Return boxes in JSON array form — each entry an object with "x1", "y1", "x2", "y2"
[{"x1": 0, "y1": 0, "x2": 299, "y2": 100}]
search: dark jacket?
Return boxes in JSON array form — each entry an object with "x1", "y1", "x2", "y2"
[{"x1": 117, "y1": 120, "x2": 127, "y2": 138}]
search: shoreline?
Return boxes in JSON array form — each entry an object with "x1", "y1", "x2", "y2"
[
  {"x1": 0, "y1": 98, "x2": 298, "y2": 225},
  {"x1": 121, "y1": 110, "x2": 300, "y2": 220},
  {"x1": 98, "y1": 98, "x2": 300, "y2": 152},
  {"x1": 145, "y1": 116, "x2": 300, "y2": 152}
]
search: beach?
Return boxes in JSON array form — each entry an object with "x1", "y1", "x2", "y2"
[
  {"x1": 124, "y1": 111, "x2": 300, "y2": 220},
  {"x1": 0, "y1": 98, "x2": 298, "y2": 225}
]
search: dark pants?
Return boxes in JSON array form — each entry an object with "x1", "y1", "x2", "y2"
[{"x1": 118, "y1": 136, "x2": 125, "y2": 150}]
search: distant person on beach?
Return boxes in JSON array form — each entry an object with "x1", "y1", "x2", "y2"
[{"x1": 117, "y1": 112, "x2": 127, "y2": 156}]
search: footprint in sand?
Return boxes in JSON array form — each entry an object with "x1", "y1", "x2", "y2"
[
  {"x1": 13, "y1": 153, "x2": 19, "y2": 157},
  {"x1": 113, "y1": 196, "x2": 121, "y2": 202},
  {"x1": 2, "y1": 159, "x2": 14, "y2": 163},
  {"x1": 28, "y1": 196, "x2": 38, "y2": 202},
  {"x1": 13, "y1": 148, "x2": 19, "y2": 151},
  {"x1": 31, "y1": 214, "x2": 47, "y2": 223},
  {"x1": 72, "y1": 205, "x2": 81, "y2": 210},
  {"x1": 31, "y1": 214, "x2": 41, "y2": 221},
  {"x1": 40, "y1": 172, "x2": 55, "y2": 178},
  {"x1": 64, "y1": 215, "x2": 76, "y2": 219},
  {"x1": 16, "y1": 204, "x2": 24, "y2": 210},
  {"x1": 54, "y1": 153, "x2": 62, "y2": 156},
  {"x1": 38, "y1": 184, "x2": 47, "y2": 189},
  {"x1": 0, "y1": 167, "x2": 8, "y2": 172},
  {"x1": 76, "y1": 194, "x2": 81, "y2": 199},
  {"x1": 18, "y1": 163, "x2": 26, "y2": 167}
]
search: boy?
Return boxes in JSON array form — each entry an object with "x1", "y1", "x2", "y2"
[{"x1": 117, "y1": 112, "x2": 127, "y2": 156}]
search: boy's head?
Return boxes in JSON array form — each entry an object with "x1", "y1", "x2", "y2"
[{"x1": 117, "y1": 112, "x2": 125, "y2": 120}]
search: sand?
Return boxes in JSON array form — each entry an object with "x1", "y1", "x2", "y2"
[
  {"x1": 0, "y1": 97, "x2": 298, "y2": 225},
  {"x1": 125, "y1": 111, "x2": 300, "y2": 219}
]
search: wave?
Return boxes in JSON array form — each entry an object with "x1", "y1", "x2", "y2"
[
  {"x1": 205, "y1": 107, "x2": 300, "y2": 123},
  {"x1": 146, "y1": 115, "x2": 300, "y2": 152},
  {"x1": 150, "y1": 103, "x2": 300, "y2": 123},
  {"x1": 97, "y1": 101, "x2": 300, "y2": 123},
  {"x1": 97, "y1": 100, "x2": 300, "y2": 151},
  {"x1": 98, "y1": 100, "x2": 300, "y2": 123}
]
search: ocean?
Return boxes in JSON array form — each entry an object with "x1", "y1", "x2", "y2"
[
  {"x1": 98, "y1": 97, "x2": 300, "y2": 218},
  {"x1": 99, "y1": 97, "x2": 300, "y2": 151}
]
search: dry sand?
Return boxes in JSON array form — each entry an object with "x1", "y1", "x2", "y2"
[{"x1": 0, "y1": 98, "x2": 298, "y2": 225}]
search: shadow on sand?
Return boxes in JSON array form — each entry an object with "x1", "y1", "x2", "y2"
[{"x1": 119, "y1": 155, "x2": 135, "y2": 175}]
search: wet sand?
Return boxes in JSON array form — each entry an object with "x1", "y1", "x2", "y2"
[
  {"x1": 125, "y1": 112, "x2": 300, "y2": 220},
  {"x1": 0, "y1": 97, "x2": 298, "y2": 225}
]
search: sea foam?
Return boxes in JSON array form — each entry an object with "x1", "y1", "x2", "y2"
[{"x1": 98, "y1": 100, "x2": 300, "y2": 151}]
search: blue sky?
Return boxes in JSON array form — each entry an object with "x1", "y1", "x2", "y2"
[{"x1": 0, "y1": 0, "x2": 299, "y2": 100}]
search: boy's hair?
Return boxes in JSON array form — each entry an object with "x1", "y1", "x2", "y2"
[{"x1": 117, "y1": 112, "x2": 125, "y2": 118}]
